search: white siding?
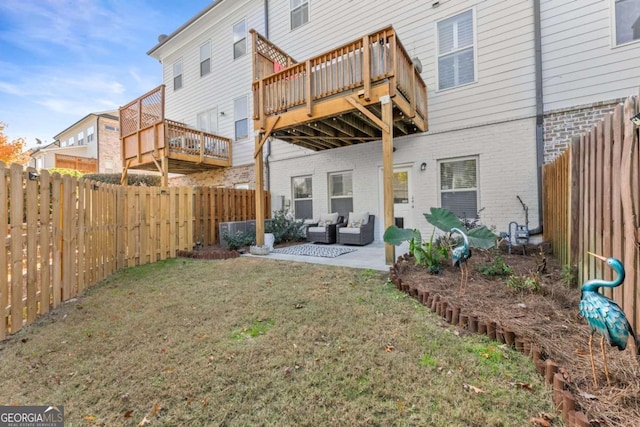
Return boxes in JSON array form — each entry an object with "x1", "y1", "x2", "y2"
[
  {"x1": 541, "y1": 0, "x2": 640, "y2": 111},
  {"x1": 151, "y1": 0, "x2": 265, "y2": 167},
  {"x1": 267, "y1": 0, "x2": 537, "y2": 133}
]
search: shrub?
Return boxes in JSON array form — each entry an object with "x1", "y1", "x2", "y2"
[
  {"x1": 223, "y1": 230, "x2": 255, "y2": 250},
  {"x1": 477, "y1": 250, "x2": 513, "y2": 277},
  {"x1": 47, "y1": 168, "x2": 84, "y2": 178},
  {"x1": 265, "y1": 210, "x2": 305, "y2": 244},
  {"x1": 505, "y1": 273, "x2": 541, "y2": 293},
  {"x1": 82, "y1": 173, "x2": 161, "y2": 187},
  {"x1": 561, "y1": 264, "x2": 578, "y2": 288}
]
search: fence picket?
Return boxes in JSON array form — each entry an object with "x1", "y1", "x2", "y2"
[
  {"x1": 1, "y1": 175, "x2": 268, "y2": 337},
  {"x1": 0, "y1": 163, "x2": 9, "y2": 339},
  {"x1": 10, "y1": 164, "x2": 24, "y2": 332},
  {"x1": 544, "y1": 94, "x2": 640, "y2": 335}
]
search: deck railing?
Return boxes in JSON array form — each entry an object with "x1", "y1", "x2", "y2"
[
  {"x1": 120, "y1": 86, "x2": 231, "y2": 166},
  {"x1": 252, "y1": 26, "x2": 427, "y2": 124}
]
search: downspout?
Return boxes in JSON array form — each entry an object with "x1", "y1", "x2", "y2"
[
  {"x1": 263, "y1": 0, "x2": 272, "y2": 192},
  {"x1": 530, "y1": 0, "x2": 544, "y2": 235},
  {"x1": 96, "y1": 116, "x2": 100, "y2": 173}
]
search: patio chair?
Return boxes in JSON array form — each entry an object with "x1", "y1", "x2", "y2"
[
  {"x1": 306, "y1": 213, "x2": 344, "y2": 244},
  {"x1": 337, "y1": 213, "x2": 375, "y2": 246}
]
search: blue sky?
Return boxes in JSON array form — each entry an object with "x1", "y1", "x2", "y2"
[{"x1": 0, "y1": 0, "x2": 213, "y2": 148}]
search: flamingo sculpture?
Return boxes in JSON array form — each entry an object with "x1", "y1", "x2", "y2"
[{"x1": 579, "y1": 252, "x2": 639, "y2": 387}]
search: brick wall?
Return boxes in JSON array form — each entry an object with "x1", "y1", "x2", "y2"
[
  {"x1": 169, "y1": 164, "x2": 255, "y2": 188},
  {"x1": 98, "y1": 116, "x2": 122, "y2": 173},
  {"x1": 543, "y1": 98, "x2": 625, "y2": 163}
]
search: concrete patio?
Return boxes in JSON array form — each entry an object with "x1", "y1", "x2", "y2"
[{"x1": 243, "y1": 240, "x2": 410, "y2": 271}]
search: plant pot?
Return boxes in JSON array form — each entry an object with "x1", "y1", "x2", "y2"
[{"x1": 250, "y1": 245, "x2": 270, "y2": 255}]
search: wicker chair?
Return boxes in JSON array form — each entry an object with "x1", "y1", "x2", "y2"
[
  {"x1": 306, "y1": 214, "x2": 345, "y2": 244},
  {"x1": 337, "y1": 215, "x2": 375, "y2": 246}
]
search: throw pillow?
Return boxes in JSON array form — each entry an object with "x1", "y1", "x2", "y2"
[
  {"x1": 347, "y1": 211, "x2": 369, "y2": 227},
  {"x1": 350, "y1": 220, "x2": 362, "y2": 228}
]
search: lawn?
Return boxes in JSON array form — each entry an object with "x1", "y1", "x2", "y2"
[{"x1": 0, "y1": 257, "x2": 558, "y2": 426}]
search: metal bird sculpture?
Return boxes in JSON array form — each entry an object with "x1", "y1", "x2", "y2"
[
  {"x1": 579, "y1": 252, "x2": 639, "y2": 387},
  {"x1": 450, "y1": 227, "x2": 472, "y2": 295}
]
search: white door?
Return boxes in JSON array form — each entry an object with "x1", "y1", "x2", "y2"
[{"x1": 378, "y1": 165, "x2": 413, "y2": 238}]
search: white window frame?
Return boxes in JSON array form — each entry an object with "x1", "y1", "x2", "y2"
[
  {"x1": 76, "y1": 131, "x2": 84, "y2": 146},
  {"x1": 234, "y1": 96, "x2": 248, "y2": 140},
  {"x1": 200, "y1": 41, "x2": 211, "y2": 76},
  {"x1": 197, "y1": 108, "x2": 218, "y2": 133},
  {"x1": 436, "y1": 8, "x2": 477, "y2": 91},
  {"x1": 328, "y1": 171, "x2": 353, "y2": 218},
  {"x1": 233, "y1": 19, "x2": 247, "y2": 59},
  {"x1": 292, "y1": 175, "x2": 313, "y2": 220},
  {"x1": 86, "y1": 126, "x2": 95, "y2": 143},
  {"x1": 290, "y1": 0, "x2": 310, "y2": 31},
  {"x1": 173, "y1": 59, "x2": 183, "y2": 91},
  {"x1": 438, "y1": 156, "x2": 479, "y2": 219},
  {"x1": 611, "y1": 0, "x2": 640, "y2": 47}
]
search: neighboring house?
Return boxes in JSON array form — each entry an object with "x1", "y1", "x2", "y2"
[
  {"x1": 135, "y1": 0, "x2": 640, "y2": 243},
  {"x1": 31, "y1": 110, "x2": 121, "y2": 173}
]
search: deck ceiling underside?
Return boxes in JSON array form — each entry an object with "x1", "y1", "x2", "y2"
[
  {"x1": 130, "y1": 158, "x2": 223, "y2": 175},
  {"x1": 270, "y1": 104, "x2": 422, "y2": 151}
]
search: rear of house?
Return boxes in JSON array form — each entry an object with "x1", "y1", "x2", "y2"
[{"x1": 144, "y1": 0, "x2": 640, "y2": 243}]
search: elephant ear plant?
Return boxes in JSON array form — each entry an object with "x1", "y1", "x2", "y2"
[{"x1": 383, "y1": 207, "x2": 499, "y2": 274}]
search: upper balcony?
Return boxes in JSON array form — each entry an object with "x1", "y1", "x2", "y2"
[
  {"x1": 251, "y1": 26, "x2": 428, "y2": 150},
  {"x1": 119, "y1": 85, "x2": 232, "y2": 180}
]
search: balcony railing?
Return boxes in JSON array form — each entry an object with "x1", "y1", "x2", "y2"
[
  {"x1": 252, "y1": 26, "x2": 427, "y2": 128},
  {"x1": 120, "y1": 86, "x2": 232, "y2": 172}
]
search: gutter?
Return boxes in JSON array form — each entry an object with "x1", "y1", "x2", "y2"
[{"x1": 530, "y1": 0, "x2": 544, "y2": 235}]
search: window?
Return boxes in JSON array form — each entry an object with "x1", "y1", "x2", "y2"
[
  {"x1": 439, "y1": 157, "x2": 478, "y2": 218},
  {"x1": 613, "y1": 0, "x2": 640, "y2": 45},
  {"x1": 86, "y1": 126, "x2": 95, "y2": 143},
  {"x1": 76, "y1": 131, "x2": 84, "y2": 146},
  {"x1": 233, "y1": 20, "x2": 246, "y2": 59},
  {"x1": 290, "y1": 0, "x2": 309, "y2": 30},
  {"x1": 200, "y1": 41, "x2": 211, "y2": 76},
  {"x1": 105, "y1": 125, "x2": 118, "y2": 131},
  {"x1": 235, "y1": 183, "x2": 250, "y2": 190},
  {"x1": 329, "y1": 171, "x2": 353, "y2": 219},
  {"x1": 437, "y1": 9, "x2": 475, "y2": 90},
  {"x1": 173, "y1": 59, "x2": 183, "y2": 90},
  {"x1": 234, "y1": 96, "x2": 248, "y2": 140},
  {"x1": 292, "y1": 176, "x2": 313, "y2": 220},
  {"x1": 104, "y1": 159, "x2": 114, "y2": 173},
  {"x1": 197, "y1": 108, "x2": 218, "y2": 133}
]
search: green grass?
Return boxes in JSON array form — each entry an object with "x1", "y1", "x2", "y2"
[{"x1": 0, "y1": 258, "x2": 560, "y2": 426}]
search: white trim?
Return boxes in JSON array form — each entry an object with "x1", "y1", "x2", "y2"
[
  {"x1": 232, "y1": 18, "x2": 247, "y2": 60},
  {"x1": 435, "y1": 7, "x2": 478, "y2": 92},
  {"x1": 437, "y1": 155, "x2": 480, "y2": 219},
  {"x1": 610, "y1": 0, "x2": 640, "y2": 48}
]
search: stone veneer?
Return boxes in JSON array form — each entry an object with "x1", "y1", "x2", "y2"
[
  {"x1": 168, "y1": 164, "x2": 255, "y2": 188},
  {"x1": 543, "y1": 98, "x2": 626, "y2": 164}
]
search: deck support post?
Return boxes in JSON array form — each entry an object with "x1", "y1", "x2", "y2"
[
  {"x1": 381, "y1": 94, "x2": 395, "y2": 265},
  {"x1": 161, "y1": 156, "x2": 168, "y2": 187},
  {"x1": 255, "y1": 130, "x2": 265, "y2": 246}
]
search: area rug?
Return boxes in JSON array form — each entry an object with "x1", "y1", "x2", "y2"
[{"x1": 271, "y1": 244, "x2": 357, "y2": 258}]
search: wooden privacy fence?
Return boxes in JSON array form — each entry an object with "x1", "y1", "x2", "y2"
[
  {"x1": 543, "y1": 95, "x2": 639, "y2": 332},
  {"x1": 0, "y1": 162, "x2": 269, "y2": 339}
]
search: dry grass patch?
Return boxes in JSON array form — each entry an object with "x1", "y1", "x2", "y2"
[{"x1": 0, "y1": 258, "x2": 558, "y2": 426}]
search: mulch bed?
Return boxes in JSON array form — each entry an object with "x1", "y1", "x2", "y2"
[{"x1": 392, "y1": 244, "x2": 640, "y2": 427}]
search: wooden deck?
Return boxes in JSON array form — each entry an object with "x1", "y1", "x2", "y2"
[
  {"x1": 251, "y1": 26, "x2": 429, "y2": 264},
  {"x1": 251, "y1": 26, "x2": 428, "y2": 151},
  {"x1": 119, "y1": 85, "x2": 232, "y2": 182}
]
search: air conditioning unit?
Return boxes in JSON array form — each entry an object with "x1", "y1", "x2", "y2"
[{"x1": 219, "y1": 221, "x2": 247, "y2": 248}]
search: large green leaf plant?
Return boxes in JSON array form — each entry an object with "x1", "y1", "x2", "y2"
[{"x1": 383, "y1": 207, "x2": 499, "y2": 274}]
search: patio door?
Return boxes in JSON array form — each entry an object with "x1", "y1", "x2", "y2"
[{"x1": 378, "y1": 165, "x2": 413, "y2": 237}]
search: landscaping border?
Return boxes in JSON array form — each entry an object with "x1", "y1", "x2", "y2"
[{"x1": 390, "y1": 253, "x2": 591, "y2": 427}]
